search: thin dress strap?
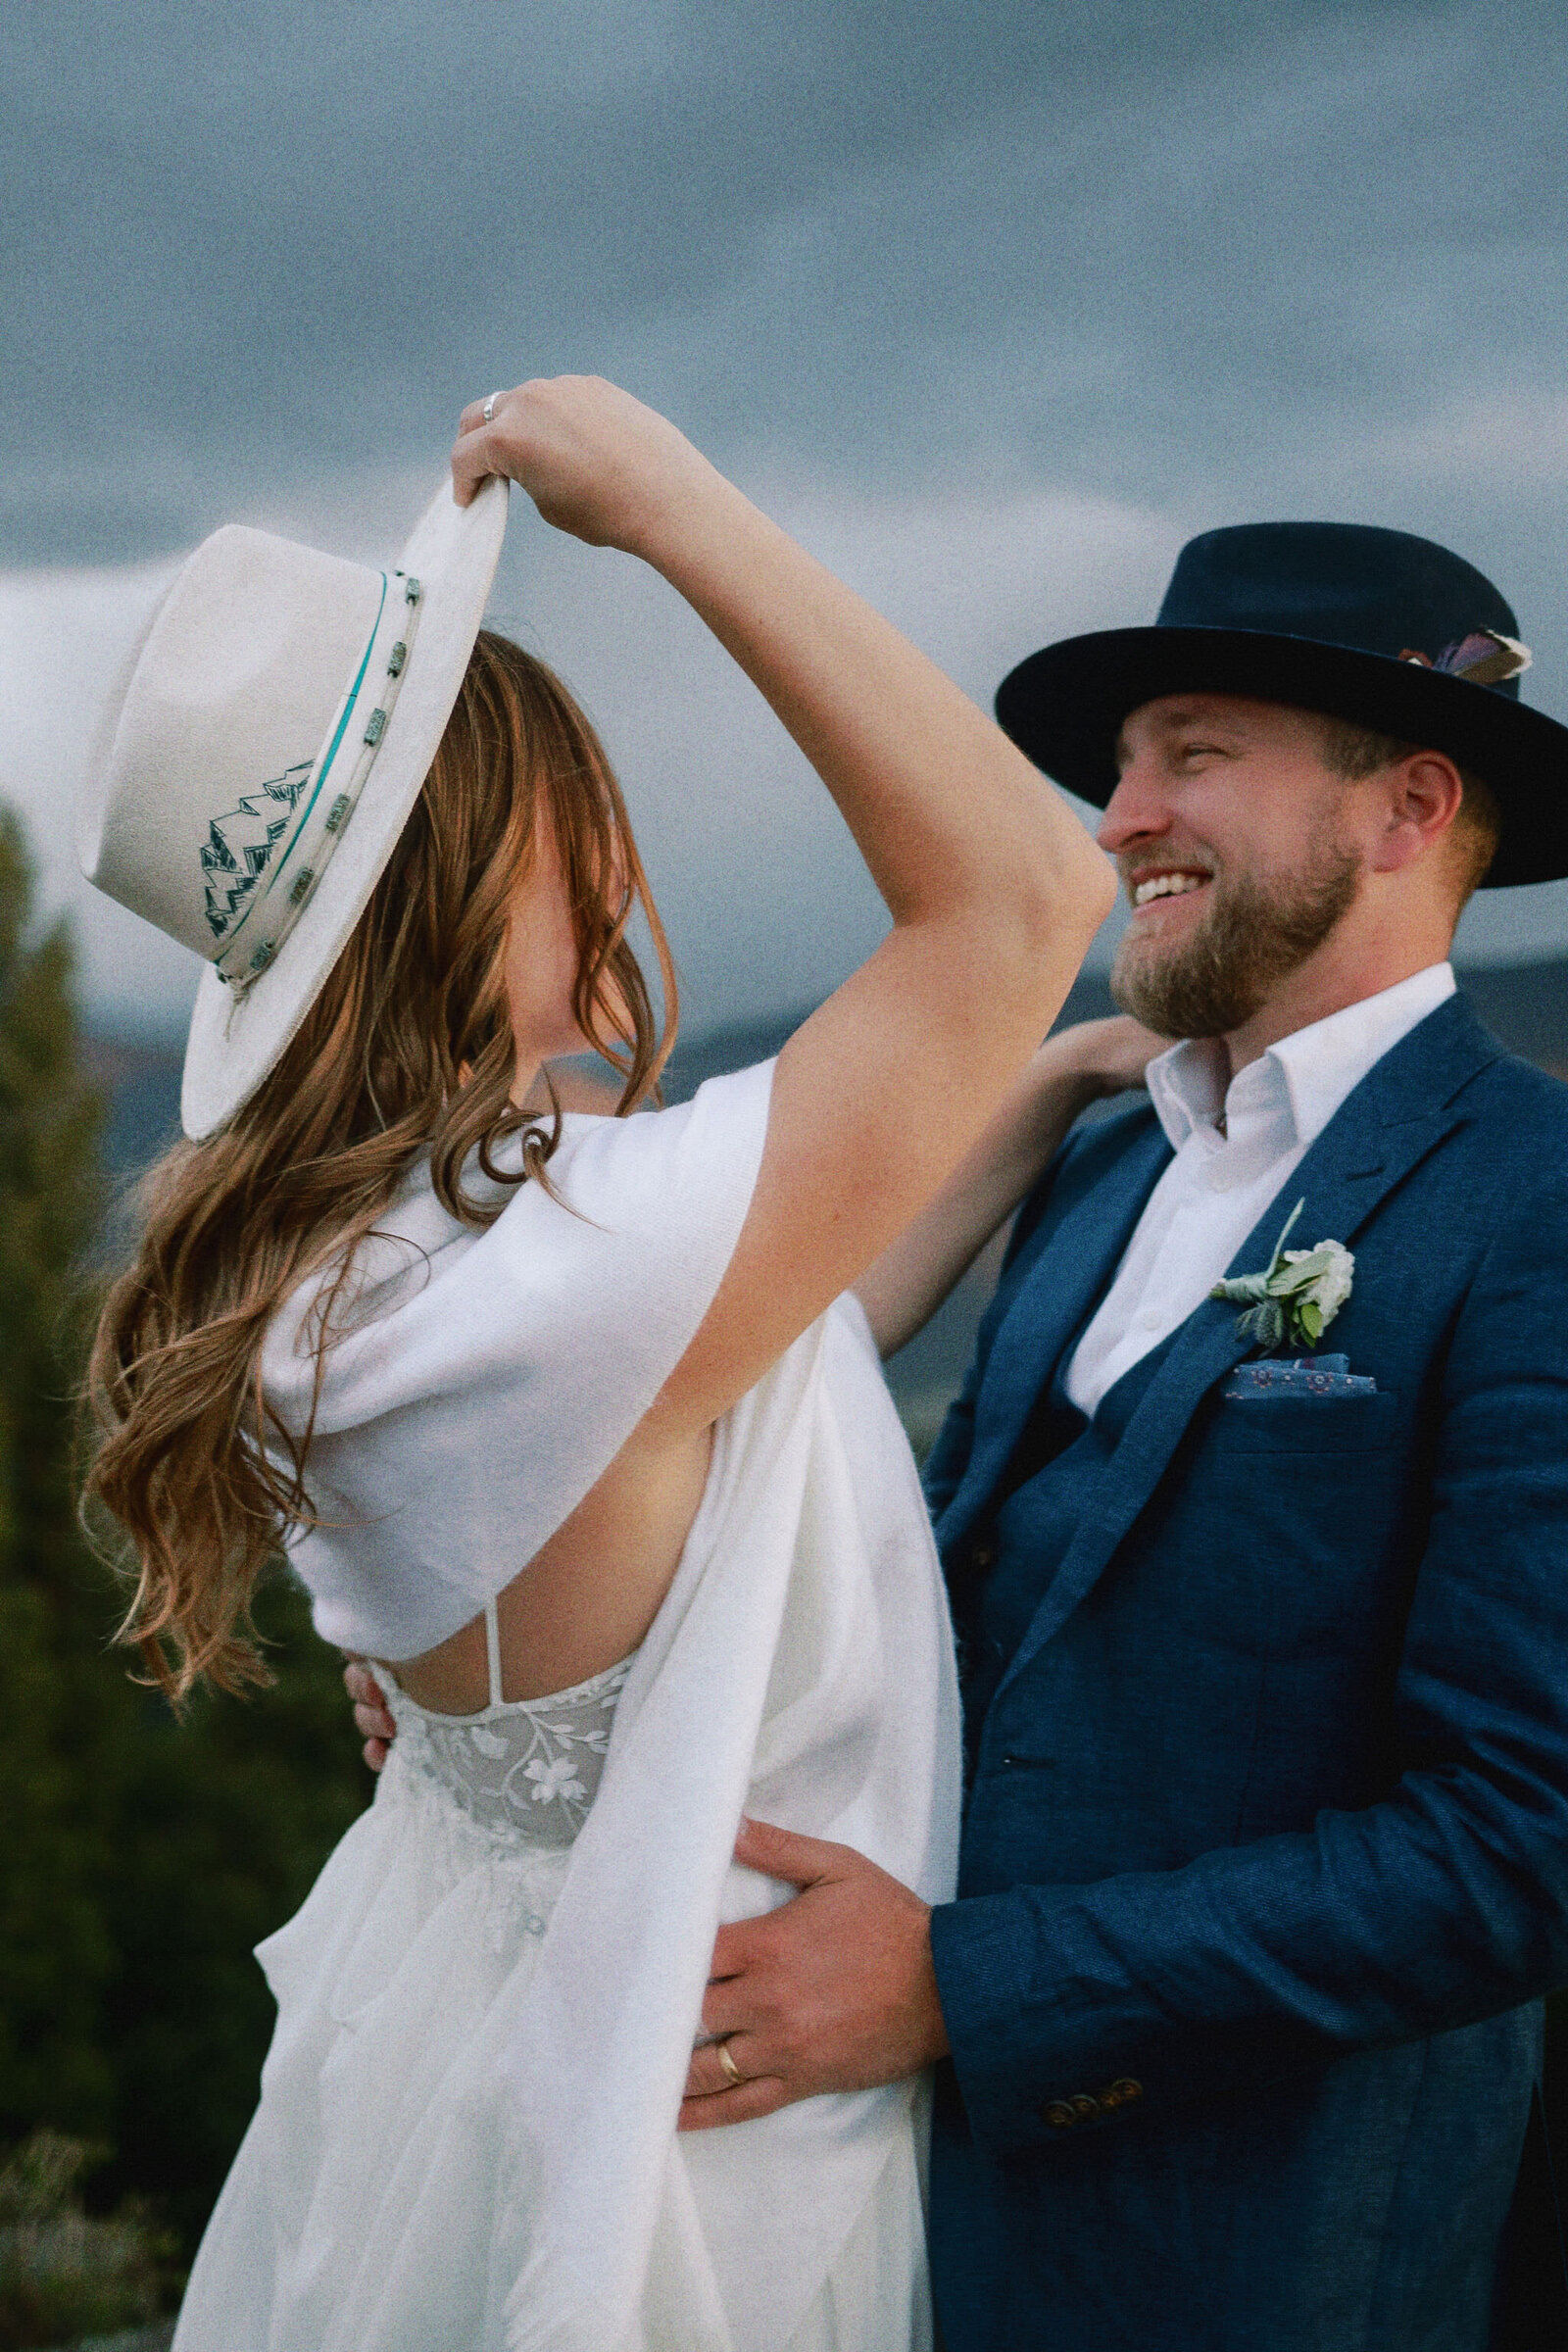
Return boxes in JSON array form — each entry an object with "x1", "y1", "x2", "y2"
[{"x1": 483, "y1": 1594, "x2": 504, "y2": 1709}]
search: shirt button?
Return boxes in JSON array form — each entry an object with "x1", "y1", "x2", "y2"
[{"x1": 1140, "y1": 1310, "x2": 1162, "y2": 1332}]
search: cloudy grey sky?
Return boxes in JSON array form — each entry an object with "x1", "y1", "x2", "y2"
[{"x1": 4, "y1": 0, "x2": 1567, "y2": 1037}]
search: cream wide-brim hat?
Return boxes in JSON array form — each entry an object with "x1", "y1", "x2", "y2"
[{"x1": 78, "y1": 474, "x2": 509, "y2": 1139}]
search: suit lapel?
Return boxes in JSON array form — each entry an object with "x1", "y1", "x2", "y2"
[
  {"x1": 996, "y1": 994, "x2": 1502, "y2": 1689},
  {"x1": 938, "y1": 1118, "x2": 1171, "y2": 1553}
]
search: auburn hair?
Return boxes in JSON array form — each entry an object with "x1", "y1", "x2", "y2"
[{"x1": 86, "y1": 631, "x2": 675, "y2": 1701}]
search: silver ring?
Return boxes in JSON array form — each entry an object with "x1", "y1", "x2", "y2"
[{"x1": 481, "y1": 390, "x2": 501, "y2": 424}]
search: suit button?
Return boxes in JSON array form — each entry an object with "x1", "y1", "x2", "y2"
[
  {"x1": 1043, "y1": 2100, "x2": 1077, "y2": 2130},
  {"x1": 1108, "y1": 2077, "x2": 1144, "y2": 2105},
  {"x1": 971, "y1": 1544, "x2": 995, "y2": 1569},
  {"x1": 1069, "y1": 2093, "x2": 1102, "y2": 2123}
]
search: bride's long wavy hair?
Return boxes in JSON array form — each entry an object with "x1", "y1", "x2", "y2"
[{"x1": 86, "y1": 630, "x2": 676, "y2": 1703}]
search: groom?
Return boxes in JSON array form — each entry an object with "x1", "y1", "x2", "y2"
[{"x1": 675, "y1": 523, "x2": 1568, "y2": 2347}]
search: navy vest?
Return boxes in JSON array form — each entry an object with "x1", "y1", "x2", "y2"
[{"x1": 954, "y1": 1322, "x2": 1183, "y2": 1783}]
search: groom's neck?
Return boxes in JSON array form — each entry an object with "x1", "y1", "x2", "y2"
[{"x1": 1218, "y1": 910, "x2": 1457, "y2": 1084}]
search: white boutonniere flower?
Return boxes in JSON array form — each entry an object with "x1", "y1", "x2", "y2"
[{"x1": 1210, "y1": 1199, "x2": 1355, "y2": 1353}]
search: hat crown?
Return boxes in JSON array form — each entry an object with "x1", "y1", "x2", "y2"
[
  {"x1": 82, "y1": 525, "x2": 389, "y2": 960},
  {"x1": 1157, "y1": 522, "x2": 1524, "y2": 700}
]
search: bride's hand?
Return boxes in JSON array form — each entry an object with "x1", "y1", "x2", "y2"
[
  {"x1": 1042, "y1": 1013, "x2": 1166, "y2": 1100},
  {"x1": 343, "y1": 1657, "x2": 394, "y2": 1774},
  {"x1": 451, "y1": 375, "x2": 718, "y2": 555}
]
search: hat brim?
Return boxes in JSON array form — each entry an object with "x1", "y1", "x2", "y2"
[
  {"x1": 995, "y1": 625, "x2": 1568, "y2": 890},
  {"x1": 180, "y1": 475, "x2": 509, "y2": 1138}
]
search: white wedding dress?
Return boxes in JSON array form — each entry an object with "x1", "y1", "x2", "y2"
[{"x1": 171, "y1": 1065, "x2": 961, "y2": 2352}]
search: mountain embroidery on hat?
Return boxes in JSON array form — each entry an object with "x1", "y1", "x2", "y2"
[
  {"x1": 1397, "y1": 629, "x2": 1532, "y2": 685},
  {"x1": 201, "y1": 762, "x2": 314, "y2": 943}
]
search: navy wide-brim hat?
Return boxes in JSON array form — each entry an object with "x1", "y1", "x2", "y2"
[{"x1": 995, "y1": 521, "x2": 1568, "y2": 888}]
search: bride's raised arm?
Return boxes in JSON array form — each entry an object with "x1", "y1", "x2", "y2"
[{"x1": 453, "y1": 377, "x2": 1117, "y2": 1430}]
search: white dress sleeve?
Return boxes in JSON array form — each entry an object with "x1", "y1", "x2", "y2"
[{"x1": 263, "y1": 1060, "x2": 775, "y2": 1659}]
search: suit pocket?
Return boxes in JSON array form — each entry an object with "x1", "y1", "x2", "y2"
[
  {"x1": 1203, "y1": 1388, "x2": 1401, "y2": 1455},
  {"x1": 1149, "y1": 1391, "x2": 1411, "y2": 1662}
]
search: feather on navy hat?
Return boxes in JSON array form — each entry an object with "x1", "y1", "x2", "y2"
[{"x1": 995, "y1": 522, "x2": 1568, "y2": 888}]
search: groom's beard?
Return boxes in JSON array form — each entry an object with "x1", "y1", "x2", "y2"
[{"x1": 1109, "y1": 838, "x2": 1362, "y2": 1040}]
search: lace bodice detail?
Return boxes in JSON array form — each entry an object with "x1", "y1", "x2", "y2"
[{"x1": 384, "y1": 1654, "x2": 634, "y2": 1851}]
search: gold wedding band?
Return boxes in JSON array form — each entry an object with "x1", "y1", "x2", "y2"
[{"x1": 716, "y1": 2039, "x2": 746, "y2": 2088}]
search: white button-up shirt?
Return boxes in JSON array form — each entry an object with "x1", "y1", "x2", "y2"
[{"x1": 1062, "y1": 962, "x2": 1457, "y2": 1417}]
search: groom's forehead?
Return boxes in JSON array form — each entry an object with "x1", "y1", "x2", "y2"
[{"x1": 1113, "y1": 693, "x2": 1316, "y2": 768}]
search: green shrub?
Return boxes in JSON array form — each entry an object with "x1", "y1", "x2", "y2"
[
  {"x1": 0, "y1": 808, "x2": 368, "y2": 2260},
  {"x1": 0, "y1": 2130, "x2": 174, "y2": 2351}
]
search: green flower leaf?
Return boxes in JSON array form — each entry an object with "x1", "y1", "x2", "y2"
[{"x1": 1271, "y1": 1245, "x2": 1338, "y2": 1295}]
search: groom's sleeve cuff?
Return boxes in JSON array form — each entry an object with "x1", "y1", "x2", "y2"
[
  {"x1": 929, "y1": 1888, "x2": 1146, "y2": 2156},
  {"x1": 930, "y1": 1886, "x2": 1324, "y2": 2157}
]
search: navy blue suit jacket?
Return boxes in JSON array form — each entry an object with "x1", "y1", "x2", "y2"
[{"x1": 922, "y1": 995, "x2": 1568, "y2": 2350}]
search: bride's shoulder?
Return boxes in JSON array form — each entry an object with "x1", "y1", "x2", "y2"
[{"x1": 541, "y1": 1057, "x2": 776, "y2": 1219}]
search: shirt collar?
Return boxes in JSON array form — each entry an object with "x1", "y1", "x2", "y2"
[
  {"x1": 1147, "y1": 1035, "x2": 1228, "y2": 1149},
  {"x1": 1145, "y1": 962, "x2": 1457, "y2": 1156}
]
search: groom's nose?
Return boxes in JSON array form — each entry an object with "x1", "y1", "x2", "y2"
[{"x1": 1097, "y1": 754, "x2": 1175, "y2": 858}]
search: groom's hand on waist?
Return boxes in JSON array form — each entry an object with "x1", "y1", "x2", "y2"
[{"x1": 678, "y1": 1817, "x2": 950, "y2": 2131}]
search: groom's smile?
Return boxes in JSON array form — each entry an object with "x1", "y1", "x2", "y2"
[
  {"x1": 1124, "y1": 864, "x2": 1215, "y2": 934},
  {"x1": 1119, "y1": 858, "x2": 1218, "y2": 963},
  {"x1": 1128, "y1": 868, "x2": 1211, "y2": 909}
]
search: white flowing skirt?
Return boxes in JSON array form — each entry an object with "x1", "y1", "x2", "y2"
[{"x1": 172, "y1": 1742, "x2": 933, "y2": 2352}]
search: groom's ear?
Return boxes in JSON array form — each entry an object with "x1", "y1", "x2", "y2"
[{"x1": 1365, "y1": 749, "x2": 1465, "y2": 880}]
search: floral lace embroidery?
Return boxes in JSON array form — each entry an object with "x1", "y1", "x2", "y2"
[{"x1": 384, "y1": 1656, "x2": 634, "y2": 1853}]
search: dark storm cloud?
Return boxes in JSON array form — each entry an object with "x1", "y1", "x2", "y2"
[
  {"x1": 6, "y1": 0, "x2": 1568, "y2": 1017},
  {"x1": 11, "y1": 0, "x2": 1562, "y2": 559}
]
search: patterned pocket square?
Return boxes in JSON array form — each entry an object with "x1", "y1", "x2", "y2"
[{"x1": 1224, "y1": 1353, "x2": 1378, "y2": 1400}]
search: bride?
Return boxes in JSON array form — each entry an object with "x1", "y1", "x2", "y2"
[{"x1": 82, "y1": 377, "x2": 1116, "y2": 2351}]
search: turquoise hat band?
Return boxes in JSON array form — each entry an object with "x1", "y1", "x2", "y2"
[{"x1": 210, "y1": 569, "x2": 423, "y2": 993}]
